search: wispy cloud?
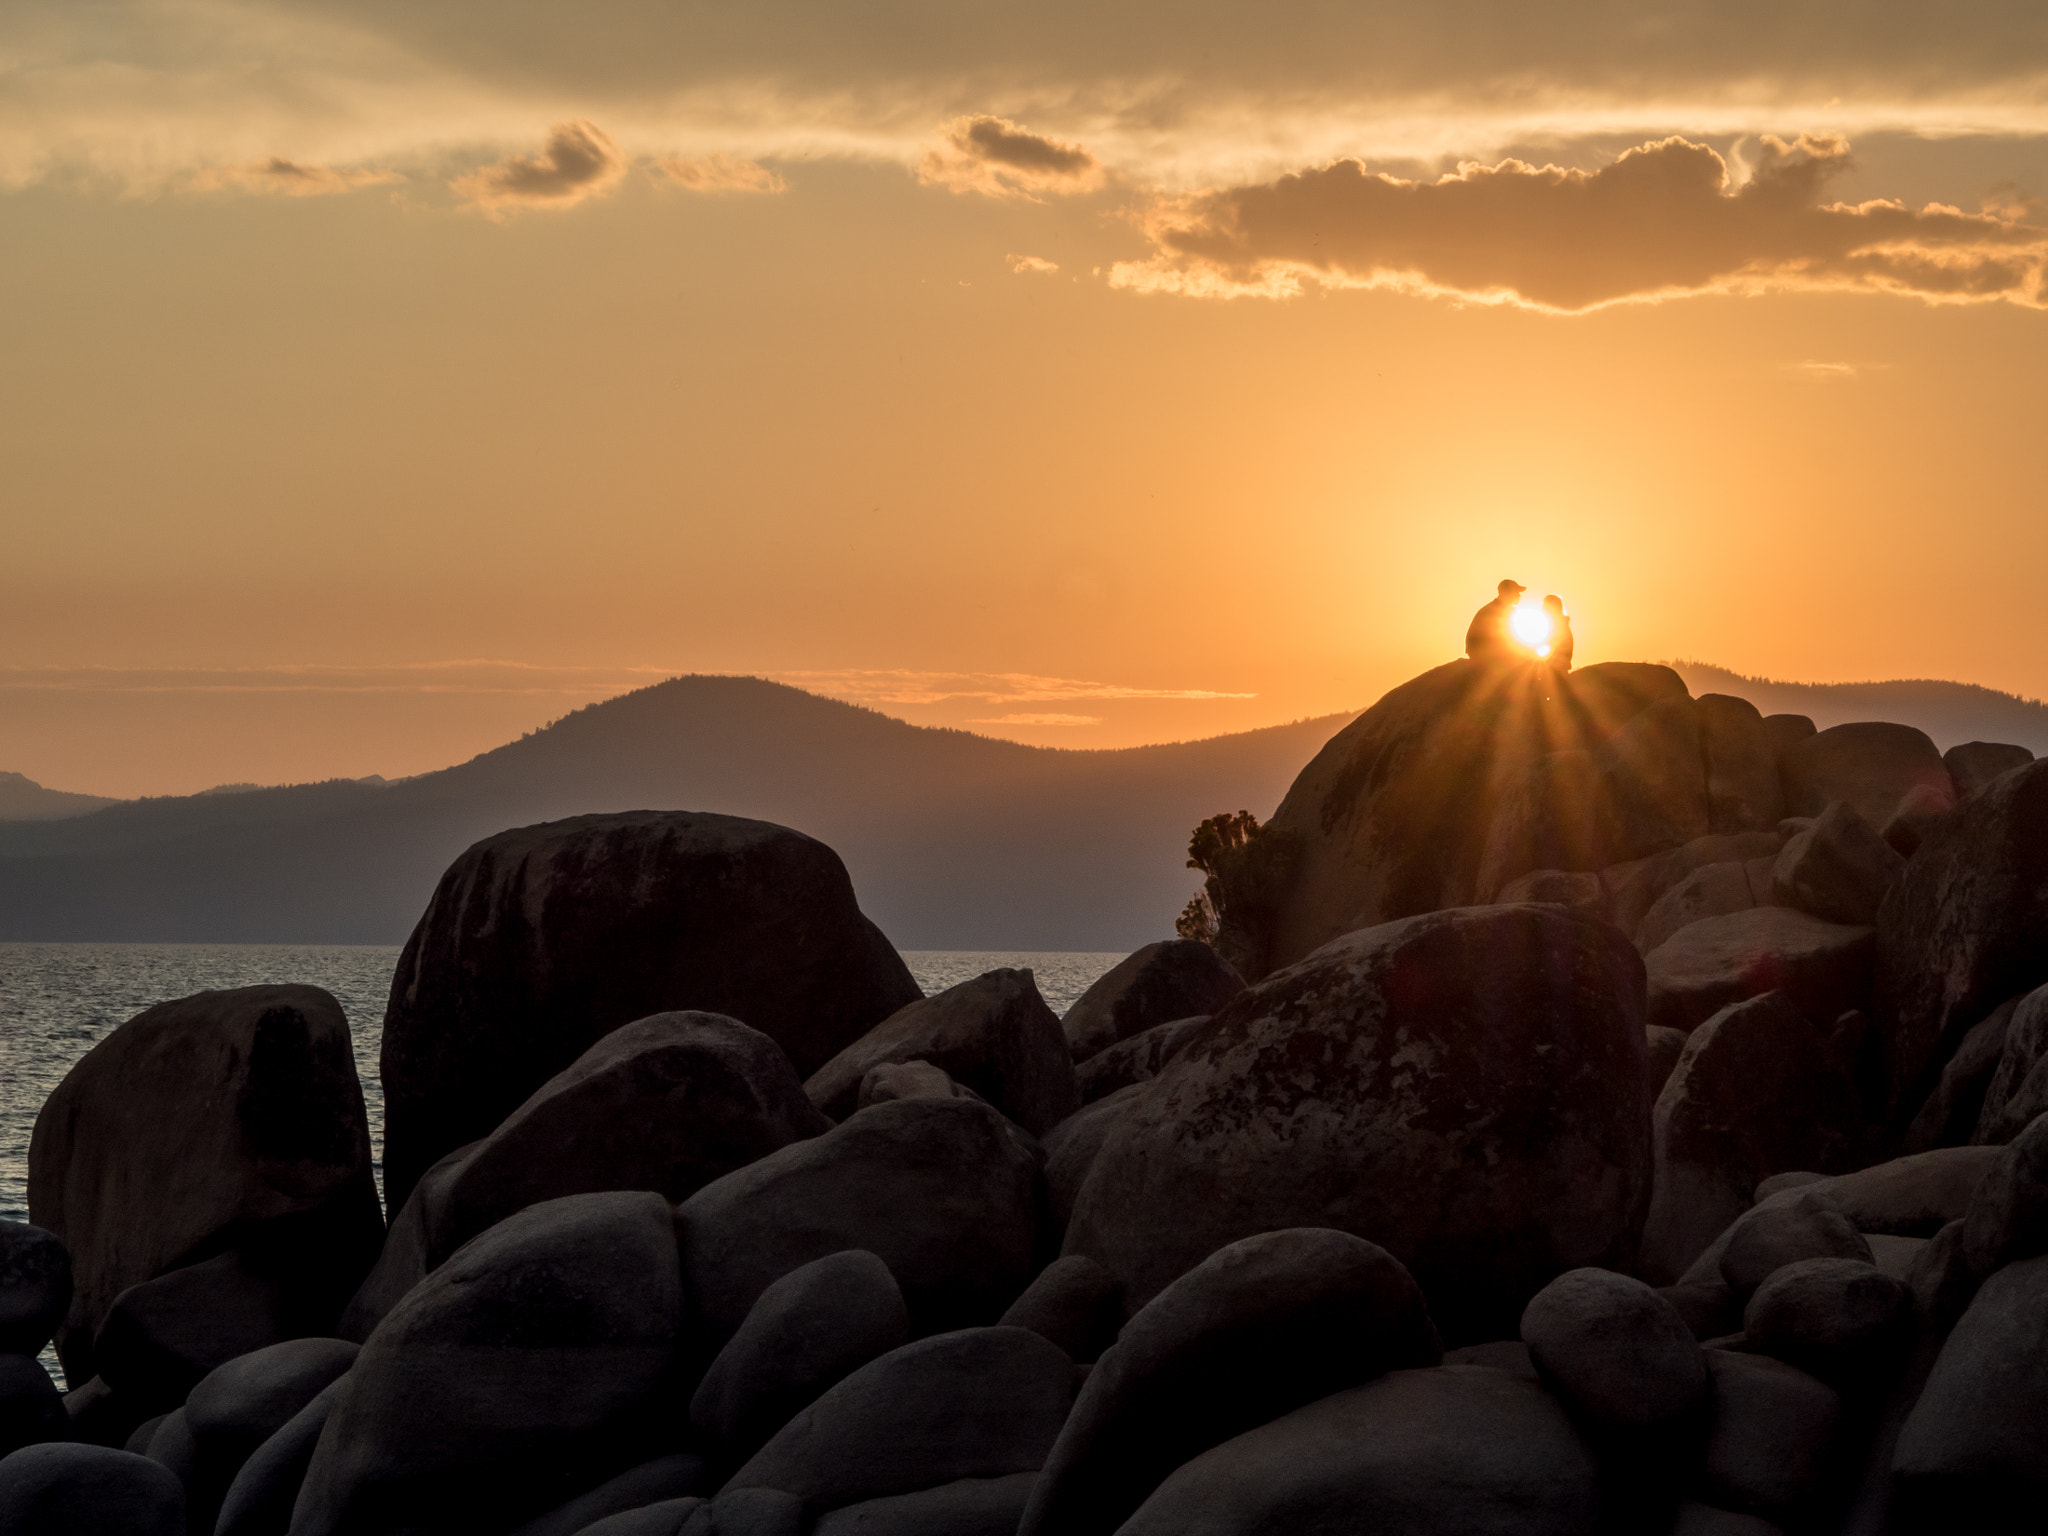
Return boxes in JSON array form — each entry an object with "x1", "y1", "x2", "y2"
[
  {"x1": 450, "y1": 120, "x2": 626, "y2": 215},
  {"x1": 919, "y1": 115, "x2": 1103, "y2": 200},
  {"x1": 1112, "y1": 134, "x2": 2048, "y2": 311},
  {"x1": 1008, "y1": 253, "x2": 1059, "y2": 273},
  {"x1": 772, "y1": 668, "x2": 1256, "y2": 705},
  {"x1": 1788, "y1": 359, "x2": 1864, "y2": 380},
  {"x1": 970, "y1": 712, "x2": 1103, "y2": 726},
  {"x1": 188, "y1": 157, "x2": 401, "y2": 196},
  {"x1": 654, "y1": 153, "x2": 786, "y2": 194}
]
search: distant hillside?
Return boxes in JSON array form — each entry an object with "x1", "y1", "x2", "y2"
[
  {"x1": 1671, "y1": 664, "x2": 2048, "y2": 754},
  {"x1": 0, "y1": 772, "x2": 121, "y2": 823},
  {"x1": 0, "y1": 677, "x2": 1351, "y2": 949}
]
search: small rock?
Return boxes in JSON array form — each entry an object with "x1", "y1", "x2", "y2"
[
  {"x1": 1698, "y1": 1351, "x2": 1842, "y2": 1523},
  {"x1": 1060, "y1": 941, "x2": 1244, "y2": 1064},
  {"x1": 1959, "y1": 1110, "x2": 2048, "y2": 1277},
  {"x1": 722, "y1": 1328, "x2": 1074, "y2": 1515},
  {"x1": 1643, "y1": 908, "x2": 1875, "y2": 1035},
  {"x1": 141, "y1": 1406, "x2": 195, "y2": 1486},
  {"x1": 1643, "y1": 994, "x2": 1869, "y2": 1283},
  {"x1": 1770, "y1": 801, "x2": 1904, "y2": 925},
  {"x1": 1635, "y1": 862, "x2": 1756, "y2": 955},
  {"x1": 0, "y1": 1443, "x2": 185, "y2": 1536},
  {"x1": 1901, "y1": 997, "x2": 2018, "y2": 1151},
  {"x1": 1778, "y1": 722, "x2": 1952, "y2": 829},
  {"x1": 676, "y1": 1098, "x2": 1044, "y2": 1338},
  {"x1": 507, "y1": 1454, "x2": 711, "y2": 1536},
  {"x1": 93, "y1": 1249, "x2": 295, "y2": 1413},
  {"x1": 856, "y1": 1060, "x2": 980, "y2": 1109},
  {"x1": 214, "y1": 1377, "x2": 346, "y2": 1536},
  {"x1": 1041, "y1": 1086, "x2": 1141, "y2": 1227},
  {"x1": 1719, "y1": 1191, "x2": 1873, "y2": 1294},
  {"x1": 1975, "y1": 983, "x2": 2048, "y2": 1145},
  {"x1": 1942, "y1": 740, "x2": 2033, "y2": 798},
  {"x1": 182, "y1": 1336, "x2": 357, "y2": 1530},
  {"x1": 293, "y1": 1192, "x2": 683, "y2": 1536},
  {"x1": 1072, "y1": 1017, "x2": 1210, "y2": 1106},
  {"x1": 1113, "y1": 1365, "x2": 1600, "y2": 1536},
  {"x1": 0, "y1": 1226, "x2": 70, "y2": 1358},
  {"x1": 1817, "y1": 1146, "x2": 2004, "y2": 1235},
  {"x1": 1890, "y1": 1253, "x2": 2048, "y2": 1527},
  {"x1": 433, "y1": 1012, "x2": 831, "y2": 1264},
  {"x1": 1864, "y1": 1234, "x2": 1928, "y2": 1283},
  {"x1": 806, "y1": 971, "x2": 1077, "y2": 1135},
  {"x1": 689, "y1": 1251, "x2": 910, "y2": 1465},
  {"x1": 810, "y1": 1472, "x2": 1037, "y2": 1536},
  {"x1": 0, "y1": 1357, "x2": 66, "y2": 1460},
  {"x1": 1019, "y1": 1228, "x2": 1440, "y2": 1536},
  {"x1": 1519, "y1": 1268, "x2": 1707, "y2": 1430},
  {"x1": 998, "y1": 1255, "x2": 1123, "y2": 1364},
  {"x1": 1742, "y1": 1259, "x2": 1910, "y2": 1384},
  {"x1": 1602, "y1": 832, "x2": 1783, "y2": 940}
]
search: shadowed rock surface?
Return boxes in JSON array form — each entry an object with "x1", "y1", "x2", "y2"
[
  {"x1": 378, "y1": 809, "x2": 920, "y2": 1209},
  {"x1": 1066, "y1": 903, "x2": 1651, "y2": 1342},
  {"x1": 1059, "y1": 942, "x2": 1243, "y2": 1063}
]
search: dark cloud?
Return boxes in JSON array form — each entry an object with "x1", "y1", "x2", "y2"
[
  {"x1": 920, "y1": 115, "x2": 1101, "y2": 198},
  {"x1": 451, "y1": 119, "x2": 625, "y2": 213},
  {"x1": 1114, "y1": 135, "x2": 2048, "y2": 310}
]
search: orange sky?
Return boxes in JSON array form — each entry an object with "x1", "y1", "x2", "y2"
[{"x1": 3, "y1": 2, "x2": 2047, "y2": 797}]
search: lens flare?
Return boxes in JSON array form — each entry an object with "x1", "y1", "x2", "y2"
[{"x1": 1509, "y1": 604, "x2": 1551, "y2": 649}]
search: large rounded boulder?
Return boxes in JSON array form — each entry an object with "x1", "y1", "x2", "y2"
[
  {"x1": 1063, "y1": 903, "x2": 1653, "y2": 1343},
  {"x1": 378, "y1": 810, "x2": 921, "y2": 1209},
  {"x1": 26, "y1": 985, "x2": 382, "y2": 1384}
]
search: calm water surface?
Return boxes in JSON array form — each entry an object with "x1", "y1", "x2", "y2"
[{"x1": 0, "y1": 943, "x2": 1124, "y2": 1227}]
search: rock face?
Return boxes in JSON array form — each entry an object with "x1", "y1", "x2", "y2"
[
  {"x1": 805, "y1": 971, "x2": 1076, "y2": 1135},
  {"x1": 1060, "y1": 942, "x2": 1244, "y2": 1063},
  {"x1": 0, "y1": 1442, "x2": 186, "y2": 1536},
  {"x1": 214, "y1": 1377, "x2": 346, "y2": 1536},
  {"x1": 1698, "y1": 693, "x2": 1785, "y2": 834},
  {"x1": 1073, "y1": 1016, "x2": 1211, "y2": 1105},
  {"x1": 997, "y1": 1255, "x2": 1124, "y2": 1365},
  {"x1": 1977, "y1": 985, "x2": 2048, "y2": 1144},
  {"x1": 1065, "y1": 904, "x2": 1651, "y2": 1343},
  {"x1": 378, "y1": 810, "x2": 921, "y2": 1209},
  {"x1": 1943, "y1": 741, "x2": 2034, "y2": 797},
  {"x1": 1603, "y1": 833, "x2": 1782, "y2": 941},
  {"x1": 1742, "y1": 1258, "x2": 1909, "y2": 1384},
  {"x1": 722, "y1": 1328, "x2": 1075, "y2": 1515},
  {"x1": 294, "y1": 1191, "x2": 682, "y2": 1536},
  {"x1": 1877, "y1": 759, "x2": 2048, "y2": 1118},
  {"x1": 1518, "y1": 1268, "x2": 1706, "y2": 1431},
  {"x1": 1902, "y1": 998, "x2": 2016, "y2": 1151},
  {"x1": 1643, "y1": 907, "x2": 1874, "y2": 1034},
  {"x1": 1019, "y1": 1229, "x2": 1440, "y2": 1536},
  {"x1": 1891, "y1": 1253, "x2": 2048, "y2": 1526},
  {"x1": 0, "y1": 1357, "x2": 66, "y2": 1460},
  {"x1": 433, "y1": 1012, "x2": 828, "y2": 1265},
  {"x1": 181, "y1": 1337, "x2": 358, "y2": 1531},
  {"x1": 1641, "y1": 994, "x2": 1869, "y2": 1283},
  {"x1": 1114, "y1": 1365, "x2": 1601, "y2": 1536},
  {"x1": 0, "y1": 1224, "x2": 70, "y2": 1356},
  {"x1": 1770, "y1": 801, "x2": 1904, "y2": 926},
  {"x1": 675, "y1": 1098, "x2": 1045, "y2": 1337},
  {"x1": 1228, "y1": 659, "x2": 1687, "y2": 978},
  {"x1": 1699, "y1": 1351, "x2": 1842, "y2": 1523},
  {"x1": 1634, "y1": 861, "x2": 1758, "y2": 955},
  {"x1": 689, "y1": 1250, "x2": 910, "y2": 1466},
  {"x1": 1779, "y1": 722, "x2": 1953, "y2": 829},
  {"x1": 26, "y1": 985, "x2": 382, "y2": 1382}
]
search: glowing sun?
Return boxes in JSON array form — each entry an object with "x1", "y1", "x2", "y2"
[{"x1": 1510, "y1": 603, "x2": 1552, "y2": 653}]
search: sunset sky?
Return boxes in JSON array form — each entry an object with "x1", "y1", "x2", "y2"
[{"x1": 4, "y1": 1, "x2": 2046, "y2": 797}]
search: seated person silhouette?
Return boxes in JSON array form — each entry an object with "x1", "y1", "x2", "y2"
[
  {"x1": 1542, "y1": 594, "x2": 1574, "y2": 672},
  {"x1": 1465, "y1": 579, "x2": 1527, "y2": 662}
]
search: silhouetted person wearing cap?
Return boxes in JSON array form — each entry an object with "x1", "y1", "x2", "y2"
[
  {"x1": 1465, "y1": 579, "x2": 1527, "y2": 662},
  {"x1": 1542, "y1": 594, "x2": 1574, "y2": 673}
]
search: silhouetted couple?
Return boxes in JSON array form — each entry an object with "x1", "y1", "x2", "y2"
[{"x1": 1465, "y1": 579, "x2": 1573, "y2": 670}]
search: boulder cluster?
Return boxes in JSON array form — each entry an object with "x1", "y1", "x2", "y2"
[{"x1": 1, "y1": 671, "x2": 2045, "y2": 1535}]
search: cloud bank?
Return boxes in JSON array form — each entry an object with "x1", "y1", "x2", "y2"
[
  {"x1": 1113, "y1": 135, "x2": 2048, "y2": 310},
  {"x1": 655, "y1": 154, "x2": 786, "y2": 193},
  {"x1": 450, "y1": 119, "x2": 626, "y2": 213}
]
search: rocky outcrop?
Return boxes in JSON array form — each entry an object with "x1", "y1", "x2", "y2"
[
  {"x1": 26, "y1": 985, "x2": 382, "y2": 1384},
  {"x1": 433, "y1": 1011, "x2": 828, "y2": 1264},
  {"x1": 1641, "y1": 994, "x2": 1869, "y2": 1282},
  {"x1": 1226, "y1": 660, "x2": 1686, "y2": 978},
  {"x1": 1770, "y1": 801, "x2": 1904, "y2": 926},
  {"x1": 1061, "y1": 941, "x2": 1243, "y2": 1063},
  {"x1": 804, "y1": 970, "x2": 1076, "y2": 1134},
  {"x1": 1877, "y1": 759, "x2": 2048, "y2": 1117},
  {"x1": 1643, "y1": 907, "x2": 1874, "y2": 1034},
  {"x1": 1780, "y1": 722, "x2": 1954, "y2": 829},
  {"x1": 675, "y1": 1098, "x2": 1045, "y2": 1337},
  {"x1": 379, "y1": 810, "x2": 920, "y2": 1209},
  {"x1": 1065, "y1": 904, "x2": 1650, "y2": 1342},
  {"x1": 1976, "y1": 984, "x2": 2048, "y2": 1144},
  {"x1": 1019, "y1": 1229, "x2": 1440, "y2": 1536},
  {"x1": 1943, "y1": 741, "x2": 2034, "y2": 797},
  {"x1": 294, "y1": 1192, "x2": 682, "y2": 1536}
]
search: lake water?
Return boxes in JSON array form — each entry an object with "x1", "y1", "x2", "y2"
[{"x1": 0, "y1": 943, "x2": 1126, "y2": 1228}]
